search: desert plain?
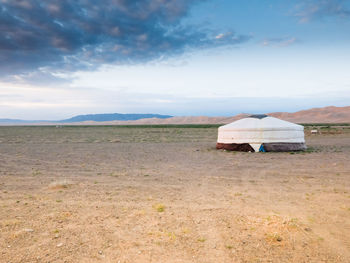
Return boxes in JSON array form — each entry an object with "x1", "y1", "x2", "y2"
[{"x1": 0, "y1": 125, "x2": 350, "y2": 263}]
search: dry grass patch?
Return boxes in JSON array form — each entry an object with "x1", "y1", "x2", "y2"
[
  {"x1": 48, "y1": 179, "x2": 73, "y2": 190},
  {"x1": 0, "y1": 219, "x2": 22, "y2": 229},
  {"x1": 153, "y1": 203, "x2": 165, "y2": 212}
]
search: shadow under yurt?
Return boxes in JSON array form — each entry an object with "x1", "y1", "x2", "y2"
[{"x1": 216, "y1": 114, "x2": 307, "y2": 152}]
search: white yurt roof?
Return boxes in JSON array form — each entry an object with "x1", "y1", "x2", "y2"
[
  {"x1": 219, "y1": 115, "x2": 304, "y2": 132},
  {"x1": 217, "y1": 115, "x2": 305, "y2": 147}
]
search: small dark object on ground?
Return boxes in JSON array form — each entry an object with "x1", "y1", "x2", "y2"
[{"x1": 216, "y1": 143, "x2": 255, "y2": 152}]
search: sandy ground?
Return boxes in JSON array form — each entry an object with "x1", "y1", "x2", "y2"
[{"x1": 0, "y1": 126, "x2": 350, "y2": 263}]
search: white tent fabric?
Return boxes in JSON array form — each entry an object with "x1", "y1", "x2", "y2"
[{"x1": 217, "y1": 116, "x2": 305, "y2": 152}]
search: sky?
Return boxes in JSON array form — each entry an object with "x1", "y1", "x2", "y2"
[{"x1": 0, "y1": 0, "x2": 350, "y2": 120}]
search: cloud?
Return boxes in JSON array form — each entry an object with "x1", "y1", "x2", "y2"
[
  {"x1": 261, "y1": 37, "x2": 298, "y2": 47},
  {"x1": 0, "y1": 0, "x2": 250, "y2": 80},
  {"x1": 295, "y1": 0, "x2": 350, "y2": 22}
]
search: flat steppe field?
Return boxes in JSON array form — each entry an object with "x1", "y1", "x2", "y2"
[{"x1": 0, "y1": 125, "x2": 350, "y2": 263}]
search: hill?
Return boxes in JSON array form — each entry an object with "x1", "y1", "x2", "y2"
[
  {"x1": 0, "y1": 113, "x2": 173, "y2": 124},
  {"x1": 0, "y1": 106, "x2": 349, "y2": 125},
  {"x1": 59, "y1": 113, "x2": 173, "y2": 123},
  {"x1": 82, "y1": 106, "x2": 350, "y2": 125},
  {"x1": 268, "y1": 106, "x2": 350, "y2": 124},
  {"x1": 88, "y1": 106, "x2": 350, "y2": 125}
]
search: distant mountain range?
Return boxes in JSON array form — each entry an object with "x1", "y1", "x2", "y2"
[
  {"x1": 59, "y1": 113, "x2": 173, "y2": 123},
  {"x1": 0, "y1": 113, "x2": 173, "y2": 124},
  {"x1": 0, "y1": 106, "x2": 349, "y2": 125}
]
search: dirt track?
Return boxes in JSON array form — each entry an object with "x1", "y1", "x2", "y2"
[{"x1": 0, "y1": 126, "x2": 350, "y2": 262}]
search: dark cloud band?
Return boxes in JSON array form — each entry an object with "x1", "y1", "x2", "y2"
[{"x1": 0, "y1": 0, "x2": 249, "y2": 79}]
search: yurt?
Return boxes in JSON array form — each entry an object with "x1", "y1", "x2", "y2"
[{"x1": 216, "y1": 114, "x2": 306, "y2": 152}]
